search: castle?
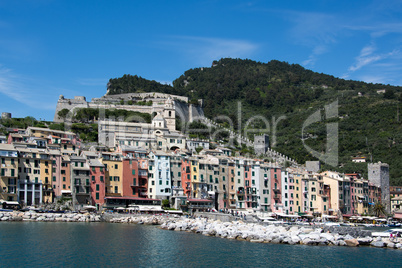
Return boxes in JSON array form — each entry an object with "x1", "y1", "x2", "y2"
[{"x1": 53, "y1": 92, "x2": 204, "y2": 124}]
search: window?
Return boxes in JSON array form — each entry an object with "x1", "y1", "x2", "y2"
[
  {"x1": 215, "y1": 178, "x2": 218, "y2": 183},
  {"x1": 115, "y1": 164, "x2": 118, "y2": 169},
  {"x1": 159, "y1": 180, "x2": 162, "y2": 185},
  {"x1": 81, "y1": 162, "x2": 84, "y2": 167},
  {"x1": 92, "y1": 176, "x2": 95, "y2": 181},
  {"x1": 114, "y1": 186, "x2": 118, "y2": 193},
  {"x1": 53, "y1": 176, "x2": 56, "y2": 182},
  {"x1": 100, "y1": 176, "x2": 104, "y2": 182},
  {"x1": 132, "y1": 170, "x2": 135, "y2": 175},
  {"x1": 96, "y1": 184, "x2": 99, "y2": 191},
  {"x1": 96, "y1": 193, "x2": 99, "y2": 200},
  {"x1": 133, "y1": 178, "x2": 136, "y2": 186}
]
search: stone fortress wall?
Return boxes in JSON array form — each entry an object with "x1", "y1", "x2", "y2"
[{"x1": 53, "y1": 92, "x2": 204, "y2": 123}]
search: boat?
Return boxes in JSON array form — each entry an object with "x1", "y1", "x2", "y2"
[{"x1": 372, "y1": 228, "x2": 402, "y2": 237}]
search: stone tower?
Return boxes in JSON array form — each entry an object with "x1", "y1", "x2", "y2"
[
  {"x1": 254, "y1": 134, "x2": 270, "y2": 155},
  {"x1": 368, "y1": 162, "x2": 390, "y2": 212},
  {"x1": 1, "y1": 112, "x2": 11, "y2": 119},
  {"x1": 163, "y1": 97, "x2": 176, "y2": 131}
]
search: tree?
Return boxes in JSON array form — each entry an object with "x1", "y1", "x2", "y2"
[
  {"x1": 58, "y1": 109, "x2": 70, "y2": 119},
  {"x1": 162, "y1": 199, "x2": 170, "y2": 208},
  {"x1": 384, "y1": 89, "x2": 395, "y2": 99},
  {"x1": 372, "y1": 201, "x2": 387, "y2": 217}
]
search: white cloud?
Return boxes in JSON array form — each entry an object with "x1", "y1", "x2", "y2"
[
  {"x1": 348, "y1": 43, "x2": 398, "y2": 72},
  {"x1": 160, "y1": 36, "x2": 259, "y2": 65},
  {"x1": 0, "y1": 65, "x2": 55, "y2": 110}
]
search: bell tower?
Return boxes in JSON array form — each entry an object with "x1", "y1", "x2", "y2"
[{"x1": 164, "y1": 97, "x2": 176, "y2": 131}]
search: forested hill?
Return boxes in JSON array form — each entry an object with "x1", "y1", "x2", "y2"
[
  {"x1": 107, "y1": 74, "x2": 174, "y2": 95},
  {"x1": 107, "y1": 58, "x2": 402, "y2": 185}
]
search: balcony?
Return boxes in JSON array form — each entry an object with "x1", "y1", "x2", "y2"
[
  {"x1": 273, "y1": 194, "x2": 281, "y2": 199},
  {"x1": 237, "y1": 191, "x2": 245, "y2": 195},
  {"x1": 273, "y1": 188, "x2": 281, "y2": 193}
]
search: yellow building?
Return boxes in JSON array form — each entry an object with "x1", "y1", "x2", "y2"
[
  {"x1": 0, "y1": 144, "x2": 19, "y2": 202},
  {"x1": 102, "y1": 155, "x2": 123, "y2": 196},
  {"x1": 40, "y1": 154, "x2": 53, "y2": 203},
  {"x1": 292, "y1": 171, "x2": 304, "y2": 213},
  {"x1": 391, "y1": 196, "x2": 402, "y2": 213},
  {"x1": 190, "y1": 157, "x2": 202, "y2": 198}
]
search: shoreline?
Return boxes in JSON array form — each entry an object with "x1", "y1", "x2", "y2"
[
  {"x1": 2, "y1": 211, "x2": 401, "y2": 250},
  {"x1": 158, "y1": 217, "x2": 402, "y2": 250}
]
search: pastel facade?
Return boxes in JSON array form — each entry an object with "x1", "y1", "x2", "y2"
[{"x1": 0, "y1": 144, "x2": 18, "y2": 202}]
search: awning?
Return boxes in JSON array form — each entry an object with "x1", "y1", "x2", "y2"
[
  {"x1": 61, "y1": 190, "x2": 72, "y2": 194},
  {"x1": 115, "y1": 207, "x2": 126, "y2": 210},
  {"x1": 83, "y1": 205, "x2": 96, "y2": 210},
  {"x1": 322, "y1": 215, "x2": 337, "y2": 219},
  {"x1": 393, "y1": 213, "x2": 402, "y2": 219},
  {"x1": 5, "y1": 201, "x2": 20, "y2": 205}
]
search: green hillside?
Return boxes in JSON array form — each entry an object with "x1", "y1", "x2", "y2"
[{"x1": 107, "y1": 58, "x2": 402, "y2": 185}]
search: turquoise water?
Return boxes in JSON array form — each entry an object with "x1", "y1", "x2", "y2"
[{"x1": 0, "y1": 222, "x2": 401, "y2": 267}]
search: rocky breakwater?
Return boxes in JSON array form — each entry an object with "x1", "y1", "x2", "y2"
[
  {"x1": 160, "y1": 218, "x2": 402, "y2": 250},
  {"x1": 108, "y1": 215, "x2": 169, "y2": 225},
  {"x1": 0, "y1": 211, "x2": 101, "y2": 222}
]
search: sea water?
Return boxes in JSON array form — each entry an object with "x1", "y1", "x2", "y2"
[{"x1": 0, "y1": 222, "x2": 401, "y2": 267}]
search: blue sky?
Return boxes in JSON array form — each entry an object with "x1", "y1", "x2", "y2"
[{"x1": 1, "y1": 0, "x2": 402, "y2": 121}]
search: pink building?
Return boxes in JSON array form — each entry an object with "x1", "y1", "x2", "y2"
[
  {"x1": 244, "y1": 164, "x2": 252, "y2": 209},
  {"x1": 89, "y1": 159, "x2": 105, "y2": 208},
  {"x1": 271, "y1": 167, "x2": 282, "y2": 213}
]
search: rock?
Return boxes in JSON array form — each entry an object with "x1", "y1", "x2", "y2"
[
  {"x1": 345, "y1": 239, "x2": 359, "y2": 247},
  {"x1": 344, "y1": 234, "x2": 354, "y2": 240},
  {"x1": 387, "y1": 242, "x2": 395, "y2": 248},
  {"x1": 339, "y1": 240, "x2": 347, "y2": 246},
  {"x1": 309, "y1": 233, "x2": 320, "y2": 241},
  {"x1": 371, "y1": 241, "x2": 385, "y2": 248},
  {"x1": 357, "y1": 237, "x2": 372, "y2": 245},
  {"x1": 271, "y1": 238, "x2": 281, "y2": 244}
]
